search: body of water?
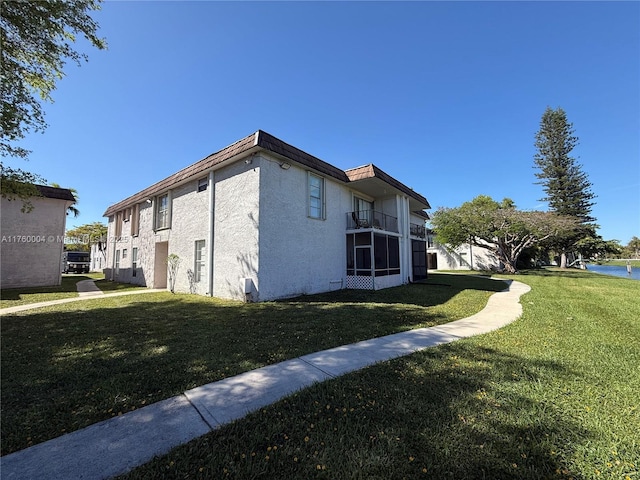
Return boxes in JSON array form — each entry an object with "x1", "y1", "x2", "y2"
[{"x1": 586, "y1": 264, "x2": 640, "y2": 281}]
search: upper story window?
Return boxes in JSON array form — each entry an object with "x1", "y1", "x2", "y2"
[
  {"x1": 308, "y1": 173, "x2": 325, "y2": 219},
  {"x1": 155, "y1": 193, "x2": 171, "y2": 230},
  {"x1": 198, "y1": 177, "x2": 208, "y2": 192}
]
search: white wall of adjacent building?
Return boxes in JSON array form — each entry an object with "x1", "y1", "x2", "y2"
[{"x1": 1, "y1": 196, "x2": 71, "y2": 288}]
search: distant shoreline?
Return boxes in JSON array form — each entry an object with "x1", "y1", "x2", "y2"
[{"x1": 586, "y1": 263, "x2": 639, "y2": 281}]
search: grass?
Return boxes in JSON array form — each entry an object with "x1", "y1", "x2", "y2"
[
  {"x1": 0, "y1": 275, "x2": 86, "y2": 308},
  {"x1": 115, "y1": 269, "x2": 640, "y2": 480},
  {"x1": 597, "y1": 259, "x2": 640, "y2": 268},
  {"x1": 93, "y1": 277, "x2": 147, "y2": 292},
  {"x1": 0, "y1": 274, "x2": 145, "y2": 308},
  {"x1": 0, "y1": 273, "x2": 505, "y2": 455}
]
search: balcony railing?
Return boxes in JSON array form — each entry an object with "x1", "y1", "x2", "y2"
[
  {"x1": 347, "y1": 210, "x2": 398, "y2": 233},
  {"x1": 410, "y1": 223, "x2": 426, "y2": 238}
]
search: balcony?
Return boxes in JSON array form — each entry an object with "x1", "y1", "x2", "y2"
[
  {"x1": 410, "y1": 223, "x2": 426, "y2": 238},
  {"x1": 347, "y1": 210, "x2": 398, "y2": 233}
]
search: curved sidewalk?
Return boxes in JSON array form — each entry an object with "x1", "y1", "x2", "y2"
[{"x1": 0, "y1": 280, "x2": 531, "y2": 480}]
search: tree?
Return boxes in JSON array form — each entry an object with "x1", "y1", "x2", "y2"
[
  {"x1": 50, "y1": 182, "x2": 79, "y2": 216},
  {"x1": 575, "y1": 235, "x2": 621, "y2": 260},
  {"x1": 0, "y1": 168, "x2": 44, "y2": 213},
  {"x1": 533, "y1": 107, "x2": 596, "y2": 268},
  {"x1": 431, "y1": 195, "x2": 578, "y2": 274},
  {"x1": 167, "y1": 254, "x2": 181, "y2": 294},
  {"x1": 65, "y1": 221, "x2": 107, "y2": 251},
  {"x1": 1, "y1": 0, "x2": 106, "y2": 204},
  {"x1": 628, "y1": 236, "x2": 640, "y2": 259}
]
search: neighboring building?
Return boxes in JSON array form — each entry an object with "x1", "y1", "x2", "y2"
[
  {"x1": 426, "y1": 230, "x2": 501, "y2": 271},
  {"x1": 103, "y1": 130, "x2": 431, "y2": 301},
  {"x1": 1, "y1": 185, "x2": 76, "y2": 288},
  {"x1": 90, "y1": 239, "x2": 107, "y2": 272}
]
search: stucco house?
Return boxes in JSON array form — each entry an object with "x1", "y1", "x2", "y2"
[
  {"x1": 426, "y1": 230, "x2": 501, "y2": 271},
  {"x1": 1, "y1": 185, "x2": 76, "y2": 288},
  {"x1": 103, "y1": 130, "x2": 431, "y2": 301}
]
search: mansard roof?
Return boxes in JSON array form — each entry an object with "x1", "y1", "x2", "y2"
[{"x1": 104, "y1": 130, "x2": 430, "y2": 216}]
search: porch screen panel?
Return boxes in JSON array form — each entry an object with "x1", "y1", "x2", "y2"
[
  {"x1": 388, "y1": 236, "x2": 400, "y2": 275},
  {"x1": 346, "y1": 234, "x2": 354, "y2": 275},
  {"x1": 374, "y1": 234, "x2": 388, "y2": 276},
  {"x1": 355, "y1": 247, "x2": 372, "y2": 276}
]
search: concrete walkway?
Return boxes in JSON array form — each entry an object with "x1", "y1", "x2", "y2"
[
  {"x1": 76, "y1": 279, "x2": 105, "y2": 297},
  {"x1": 0, "y1": 280, "x2": 531, "y2": 480}
]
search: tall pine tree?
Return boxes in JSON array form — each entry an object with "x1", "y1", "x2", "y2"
[{"x1": 533, "y1": 107, "x2": 596, "y2": 268}]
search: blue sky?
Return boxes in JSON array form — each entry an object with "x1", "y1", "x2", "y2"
[{"x1": 11, "y1": 1, "x2": 640, "y2": 244}]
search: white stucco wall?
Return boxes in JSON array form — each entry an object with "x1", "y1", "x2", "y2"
[
  {"x1": 257, "y1": 154, "x2": 351, "y2": 301},
  {"x1": 428, "y1": 243, "x2": 500, "y2": 271},
  {"x1": 211, "y1": 158, "x2": 261, "y2": 301},
  {"x1": 164, "y1": 180, "x2": 211, "y2": 295},
  {"x1": 105, "y1": 202, "x2": 158, "y2": 287},
  {"x1": 1, "y1": 196, "x2": 70, "y2": 288},
  {"x1": 101, "y1": 151, "x2": 428, "y2": 300},
  {"x1": 90, "y1": 242, "x2": 107, "y2": 272}
]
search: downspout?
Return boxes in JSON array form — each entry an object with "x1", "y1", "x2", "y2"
[
  {"x1": 405, "y1": 196, "x2": 411, "y2": 282},
  {"x1": 110, "y1": 220, "x2": 117, "y2": 281},
  {"x1": 207, "y1": 170, "x2": 215, "y2": 296},
  {"x1": 399, "y1": 195, "x2": 410, "y2": 283}
]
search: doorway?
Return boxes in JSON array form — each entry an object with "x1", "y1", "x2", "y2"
[
  {"x1": 154, "y1": 242, "x2": 168, "y2": 289},
  {"x1": 411, "y1": 240, "x2": 427, "y2": 280}
]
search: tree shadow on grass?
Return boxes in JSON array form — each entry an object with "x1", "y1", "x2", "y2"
[
  {"x1": 1, "y1": 282, "x2": 495, "y2": 455},
  {"x1": 288, "y1": 274, "x2": 507, "y2": 308},
  {"x1": 117, "y1": 341, "x2": 591, "y2": 480}
]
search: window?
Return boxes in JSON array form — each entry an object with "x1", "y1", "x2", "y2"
[
  {"x1": 194, "y1": 240, "x2": 206, "y2": 282},
  {"x1": 197, "y1": 177, "x2": 208, "y2": 192},
  {"x1": 122, "y1": 248, "x2": 128, "y2": 259},
  {"x1": 132, "y1": 248, "x2": 138, "y2": 277},
  {"x1": 155, "y1": 193, "x2": 171, "y2": 230},
  {"x1": 308, "y1": 173, "x2": 325, "y2": 219}
]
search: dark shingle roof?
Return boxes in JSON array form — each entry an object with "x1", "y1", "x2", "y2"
[
  {"x1": 35, "y1": 185, "x2": 76, "y2": 202},
  {"x1": 103, "y1": 131, "x2": 429, "y2": 216},
  {"x1": 345, "y1": 164, "x2": 431, "y2": 208},
  {"x1": 255, "y1": 131, "x2": 350, "y2": 183},
  {"x1": 103, "y1": 133, "x2": 258, "y2": 216}
]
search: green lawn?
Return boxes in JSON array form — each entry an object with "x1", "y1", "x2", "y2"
[
  {"x1": 598, "y1": 259, "x2": 640, "y2": 268},
  {"x1": 117, "y1": 270, "x2": 639, "y2": 480},
  {"x1": 0, "y1": 275, "x2": 86, "y2": 308},
  {"x1": 0, "y1": 274, "x2": 145, "y2": 308},
  {"x1": 0, "y1": 274, "x2": 505, "y2": 455}
]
